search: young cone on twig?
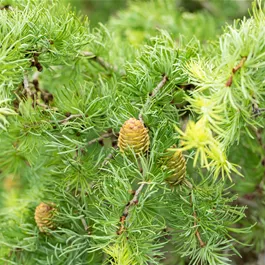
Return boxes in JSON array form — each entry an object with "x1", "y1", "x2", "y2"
[
  {"x1": 34, "y1": 202, "x2": 56, "y2": 232},
  {"x1": 118, "y1": 118, "x2": 150, "y2": 155},
  {"x1": 162, "y1": 148, "x2": 186, "y2": 185}
]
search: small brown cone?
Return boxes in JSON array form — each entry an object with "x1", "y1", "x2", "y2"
[
  {"x1": 163, "y1": 149, "x2": 186, "y2": 185},
  {"x1": 118, "y1": 118, "x2": 150, "y2": 154},
  {"x1": 34, "y1": 202, "x2": 56, "y2": 232}
]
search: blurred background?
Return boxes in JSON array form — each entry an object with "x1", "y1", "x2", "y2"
[
  {"x1": 64, "y1": 0, "x2": 252, "y2": 28},
  {"x1": 63, "y1": 0, "x2": 127, "y2": 27}
]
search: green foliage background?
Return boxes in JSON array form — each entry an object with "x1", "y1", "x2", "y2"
[{"x1": 1, "y1": 0, "x2": 265, "y2": 265}]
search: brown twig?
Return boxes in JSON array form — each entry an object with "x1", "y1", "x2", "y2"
[
  {"x1": 117, "y1": 182, "x2": 146, "y2": 235},
  {"x1": 237, "y1": 196, "x2": 258, "y2": 208},
  {"x1": 151, "y1": 74, "x2": 168, "y2": 97},
  {"x1": 87, "y1": 132, "x2": 116, "y2": 146},
  {"x1": 81, "y1": 51, "x2": 125, "y2": 76},
  {"x1": 21, "y1": 72, "x2": 53, "y2": 111},
  {"x1": 225, "y1": 56, "x2": 247, "y2": 87},
  {"x1": 56, "y1": 114, "x2": 84, "y2": 124},
  {"x1": 4, "y1": 249, "x2": 13, "y2": 265},
  {"x1": 74, "y1": 132, "x2": 117, "y2": 158},
  {"x1": 81, "y1": 217, "x2": 89, "y2": 232},
  {"x1": 0, "y1": 4, "x2": 12, "y2": 10},
  {"x1": 254, "y1": 128, "x2": 265, "y2": 189},
  {"x1": 139, "y1": 74, "x2": 168, "y2": 122},
  {"x1": 193, "y1": 210, "x2": 206, "y2": 247},
  {"x1": 31, "y1": 53, "x2": 43, "y2": 72},
  {"x1": 188, "y1": 188, "x2": 206, "y2": 248},
  {"x1": 32, "y1": 72, "x2": 53, "y2": 105},
  {"x1": 101, "y1": 148, "x2": 117, "y2": 167},
  {"x1": 23, "y1": 74, "x2": 32, "y2": 97}
]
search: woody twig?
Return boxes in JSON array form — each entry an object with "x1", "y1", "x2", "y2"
[
  {"x1": 117, "y1": 182, "x2": 146, "y2": 235},
  {"x1": 225, "y1": 56, "x2": 247, "y2": 87},
  {"x1": 139, "y1": 74, "x2": 168, "y2": 122},
  {"x1": 81, "y1": 51, "x2": 125, "y2": 76}
]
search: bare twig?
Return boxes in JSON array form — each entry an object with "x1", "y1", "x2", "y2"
[
  {"x1": 81, "y1": 51, "x2": 125, "y2": 76},
  {"x1": 101, "y1": 148, "x2": 117, "y2": 167},
  {"x1": 31, "y1": 53, "x2": 43, "y2": 72},
  {"x1": 81, "y1": 217, "x2": 89, "y2": 231},
  {"x1": 187, "y1": 184, "x2": 206, "y2": 248},
  {"x1": 117, "y1": 182, "x2": 147, "y2": 235},
  {"x1": 74, "y1": 132, "x2": 117, "y2": 158},
  {"x1": 193, "y1": 210, "x2": 206, "y2": 247},
  {"x1": 35, "y1": 101, "x2": 49, "y2": 109},
  {"x1": 151, "y1": 74, "x2": 168, "y2": 97},
  {"x1": 139, "y1": 74, "x2": 168, "y2": 122},
  {"x1": 23, "y1": 74, "x2": 32, "y2": 96},
  {"x1": 32, "y1": 71, "x2": 41, "y2": 90},
  {"x1": 0, "y1": 4, "x2": 12, "y2": 10},
  {"x1": 87, "y1": 132, "x2": 116, "y2": 146},
  {"x1": 56, "y1": 114, "x2": 84, "y2": 124},
  {"x1": 254, "y1": 128, "x2": 265, "y2": 189},
  {"x1": 225, "y1": 56, "x2": 247, "y2": 87},
  {"x1": 237, "y1": 196, "x2": 258, "y2": 208}
]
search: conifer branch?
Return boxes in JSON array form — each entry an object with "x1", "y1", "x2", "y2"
[
  {"x1": 225, "y1": 56, "x2": 247, "y2": 87},
  {"x1": 81, "y1": 51, "x2": 125, "y2": 75},
  {"x1": 139, "y1": 74, "x2": 168, "y2": 122},
  {"x1": 117, "y1": 182, "x2": 146, "y2": 235}
]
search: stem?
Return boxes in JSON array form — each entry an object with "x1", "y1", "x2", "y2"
[
  {"x1": 86, "y1": 132, "x2": 116, "y2": 146},
  {"x1": 23, "y1": 74, "x2": 32, "y2": 97},
  {"x1": 183, "y1": 179, "x2": 193, "y2": 189},
  {"x1": 254, "y1": 128, "x2": 265, "y2": 189},
  {"x1": 117, "y1": 182, "x2": 147, "y2": 235},
  {"x1": 186, "y1": 181, "x2": 206, "y2": 247},
  {"x1": 101, "y1": 148, "x2": 117, "y2": 167},
  {"x1": 139, "y1": 74, "x2": 168, "y2": 122},
  {"x1": 56, "y1": 114, "x2": 84, "y2": 124},
  {"x1": 81, "y1": 51, "x2": 125, "y2": 76},
  {"x1": 193, "y1": 209, "x2": 206, "y2": 248},
  {"x1": 0, "y1": 5, "x2": 12, "y2": 10},
  {"x1": 225, "y1": 56, "x2": 247, "y2": 87},
  {"x1": 31, "y1": 53, "x2": 43, "y2": 72},
  {"x1": 81, "y1": 217, "x2": 89, "y2": 231}
]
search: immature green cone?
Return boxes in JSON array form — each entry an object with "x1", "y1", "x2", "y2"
[
  {"x1": 118, "y1": 118, "x2": 150, "y2": 154},
  {"x1": 163, "y1": 149, "x2": 186, "y2": 185},
  {"x1": 34, "y1": 202, "x2": 56, "y2": 232}
]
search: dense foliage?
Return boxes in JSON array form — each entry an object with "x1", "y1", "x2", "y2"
[{"x1": 1, "y1": 0, "x2": 265, "y2": 264}]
